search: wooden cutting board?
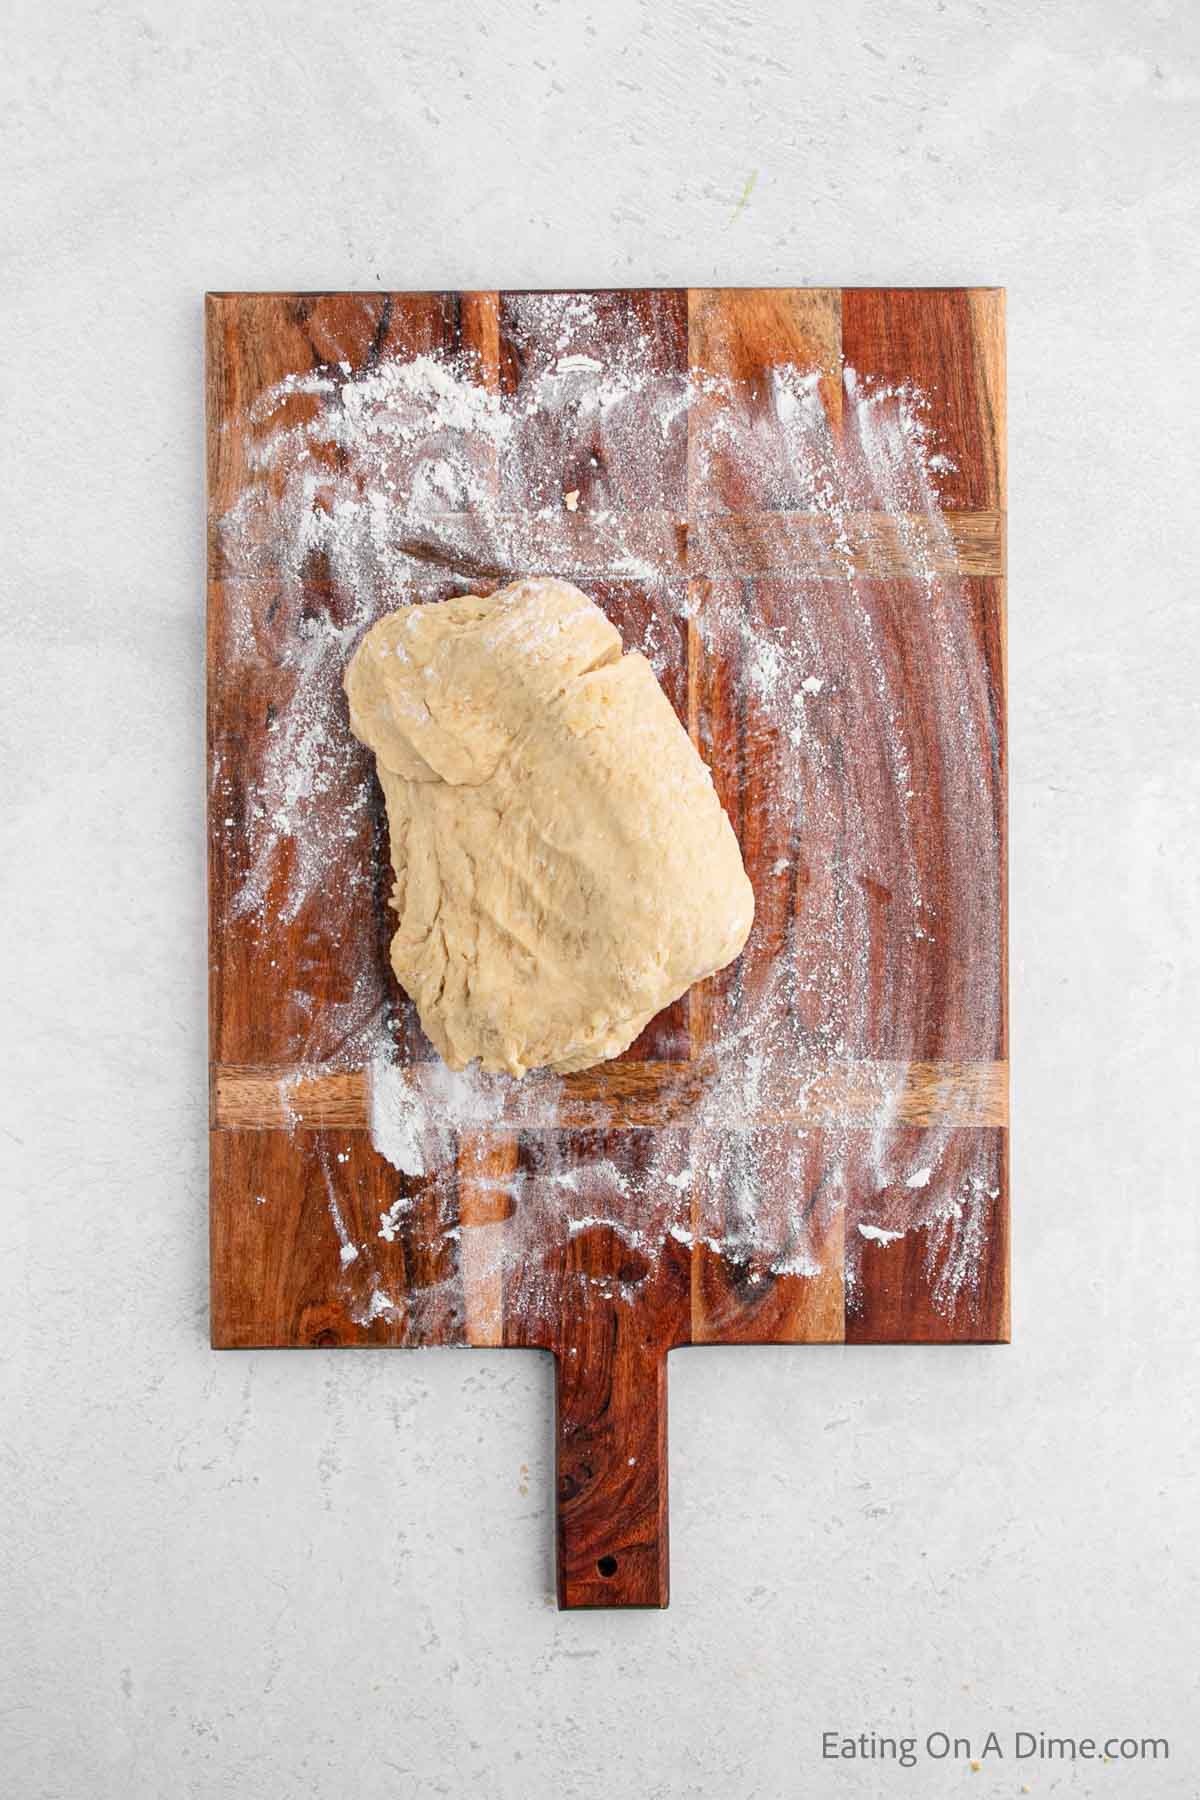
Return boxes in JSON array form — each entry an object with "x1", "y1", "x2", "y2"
[{"x1": 207, "y1": 287, "x2": 1007, "y2": 1609}]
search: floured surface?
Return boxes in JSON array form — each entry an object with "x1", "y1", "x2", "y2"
[{"x1": 208, "y1": 287, "x2": 1006, "y2": 1351}]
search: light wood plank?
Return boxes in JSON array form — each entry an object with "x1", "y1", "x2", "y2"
[{"x1": 212, "y1": 1058, "x2": 1008, "y2": 1132}]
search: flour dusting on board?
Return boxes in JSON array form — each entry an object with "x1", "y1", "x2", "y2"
[{"x1": 214, "y1": 292, "x2": 1002, "y2": 1330}]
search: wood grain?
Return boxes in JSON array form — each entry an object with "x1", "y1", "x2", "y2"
[
  {"x1": 208, "y1": 288, "x2": 1008, "y2": 1608},
  {"x1": 840, "y1": 288, "x2": 1005, "y2": 511},
  {"x1": 493, "y1": 1132, "x2": 691, "y2": 1608},
  {"x1": 209, "y1": 1130, "x2": 469, "y2": 1351},
  {"x1": 213, "y1": 512, "x2": 1003, "y2": 583},
  {"x1": 498, "y1": 288, "x2": 689, "y2": 512},
  {"x1": 846, "y1": 1126, "x2": 1009, "y2": 1343},
  {"x1": 212, "y1": 1058, "x2": 1008, "y2": 1132},
  {"x1": 691, "y1": 1128, "x2": 845, "y2": 1345},
  {"x1": 688, "y1": 287, "x2": 843, "y2": 508}
]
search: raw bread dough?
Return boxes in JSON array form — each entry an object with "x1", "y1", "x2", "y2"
[{"x1": 344, "y1": 577, "x2": 754, "y2": 1076}]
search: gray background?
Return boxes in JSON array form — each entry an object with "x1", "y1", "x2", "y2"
[{"x1": 3, "y1": 1, "x2": 1197, "y2": 1795}]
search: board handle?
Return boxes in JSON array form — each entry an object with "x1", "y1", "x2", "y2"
[{"x1": 554, "y1": 1333, "x2": 670, "y2": 1609}]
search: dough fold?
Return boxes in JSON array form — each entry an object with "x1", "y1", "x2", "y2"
[{"x1": 345, "y1": 577, "x2": 754, "y2": 1076}]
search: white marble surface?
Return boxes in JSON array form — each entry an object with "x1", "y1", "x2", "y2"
[{"x1": 3, "y1": 1, "x2": 1198, "y2": 1794}]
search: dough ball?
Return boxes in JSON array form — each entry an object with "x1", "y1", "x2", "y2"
[{"x1": 344, "y1": 576, "x2": 754, "y2": 1076}]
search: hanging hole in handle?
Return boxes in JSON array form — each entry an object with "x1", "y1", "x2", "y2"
[{"x1": 596, "y1": 1555, "x2": 618, "y2": 1578}]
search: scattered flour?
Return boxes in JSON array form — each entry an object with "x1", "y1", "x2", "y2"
[
  {"x1": 858, "y1": 1223, "x2": 904, "y2": 1246},
  {"x1": 215, "y1": 290, "x2": 1003, "y2": 1329}
]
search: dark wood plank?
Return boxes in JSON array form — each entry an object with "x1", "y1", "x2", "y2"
[
  {"x1": 497, "y1": 288, "x2": 689, "y2": 512},
  {"x1": 840, "y1": 289, "x2": 1005, "y2": 512},
  {"x1": 209, "y1": 1128, "x2": 467, "y2": 1349},
  {"x1": 846, "y1": 1126, "x2": 1009, "y2": 1343},
  {"x1": 747, "y1": 573, "x2": 1006, "y2": 1063},
  {"x1": 207, "y1": 572, "x2": 464, "y2": 1069}
]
